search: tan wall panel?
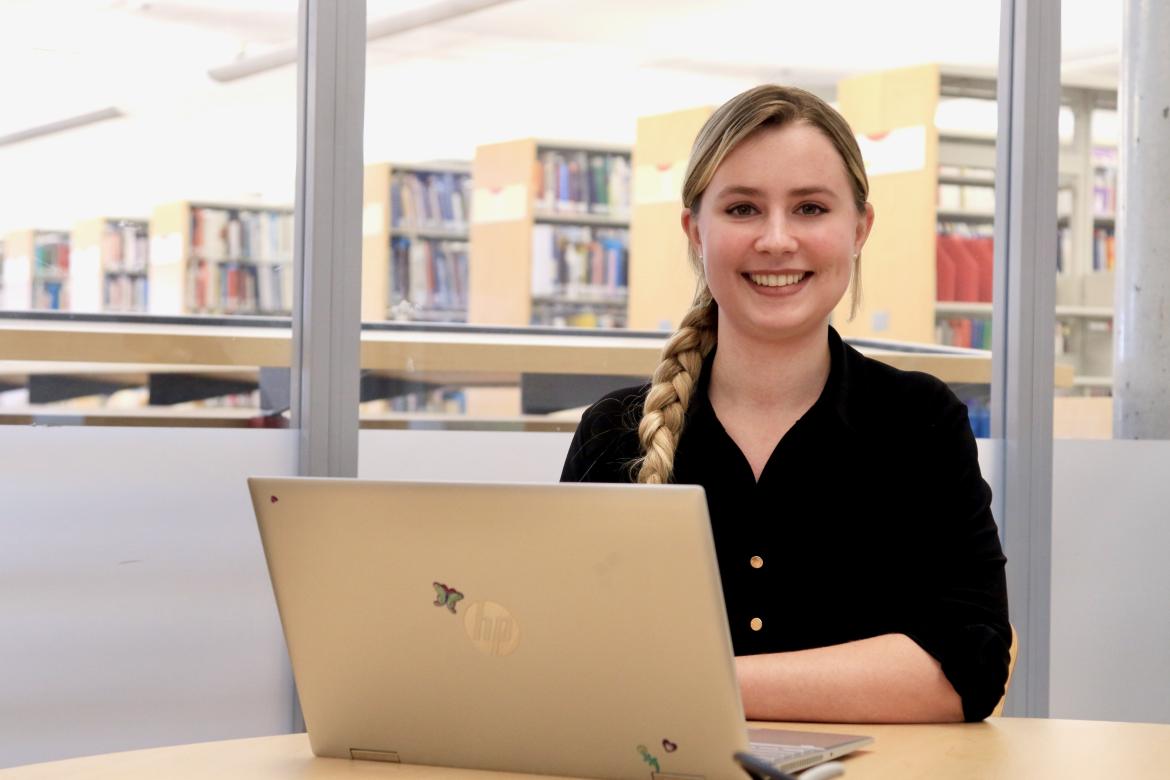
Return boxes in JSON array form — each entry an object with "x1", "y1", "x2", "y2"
[
  {"x1": 835, "y1": 65, "x2": 940, "y2": 343},
  {"x1": 629, "y1": 203, "x2": 697, "y2": 331},
  {"x1": 628, "y1": 106, "x2": 712, "y2": 331},
  {"x1": 469, "y1": 221, "x2": 531, "y2": 325},
  {"x1": 362, "y1": 163, "x2": 391, "y2": 321}
]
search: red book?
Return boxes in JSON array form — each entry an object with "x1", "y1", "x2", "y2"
[
  {"x1": 946, "y1": 236, "x2": 980, "y2": 302},
  {"x1": 936, "y1": 234, "x2": 957, "y2": 301},
  {"x1": 971, "y1": 237, "x2": 995, "y2": 302}
]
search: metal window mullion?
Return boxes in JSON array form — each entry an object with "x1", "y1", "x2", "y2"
[
  {"x1": 289, "y1": 0, "x2": 366, "y2": 732},
  {"x1": 292, "y1": 0, "x2": 365, "y2": 477},
  {"x1": 993, "y1": 0, "x2": 1060, "y2": 717}
]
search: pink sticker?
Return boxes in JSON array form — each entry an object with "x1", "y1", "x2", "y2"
[
  {"x1": 662, "y1": 739, "x2": 677, "y2": 753},
  {"x1": 270, "y1": 496, "x2": 279, "y2": 503}
]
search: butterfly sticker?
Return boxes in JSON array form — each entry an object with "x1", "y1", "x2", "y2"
[{"x1": 433, "y1": 582, "x2": 464, "y2": 614}]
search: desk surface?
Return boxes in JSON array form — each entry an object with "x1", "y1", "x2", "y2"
[{"x1": 5, "y1": 719, "x2": 1170, "y2": 779}]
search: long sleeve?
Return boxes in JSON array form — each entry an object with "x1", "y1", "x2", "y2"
[{"x1": 898, "y1": 386, "x2": 1011, "y2": 722}]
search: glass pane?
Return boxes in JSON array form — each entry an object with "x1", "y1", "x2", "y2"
[
  {"x1": 0, "y1": 1, "x2": 302, "y2": 767},
  {"x1": 0, "y1": 0, "x2": 298, "y2": 429},
  {"x1": 358, "y1": 1, "x2": 1005, "y2": 458},
  {"x1": 1052, "y1": 0, "x2": 1121, "y2": 439}
]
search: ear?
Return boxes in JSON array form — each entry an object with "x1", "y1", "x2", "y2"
[
  {"x1": 681, "y1": 207, "x2": 702, "y2": 257},
  {"x1": 854, "y1": 202, "x2": 875, "y2": 255}
]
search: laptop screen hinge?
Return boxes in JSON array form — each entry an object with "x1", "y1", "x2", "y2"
[{"x1": 350, "y1": 749, "x2": 401, "y2": 763}]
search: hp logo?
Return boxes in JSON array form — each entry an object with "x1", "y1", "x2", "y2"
[{"x1": 463, "y1": 600, "x2": 521, "y2": 656}]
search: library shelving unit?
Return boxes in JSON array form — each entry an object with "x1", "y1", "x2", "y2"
[
  {"x1": 627, "y1": 105, "x2": 713, "y2": 332},
  {"x1": 361, "y1": 161, "x2": 472, "y2": 323},
  {"x1": 0, "y1": 229, "x2": 71, "y2": 311},
  {"x1": 148, "y1": 201, "x2": 295, "y2": 316},
  {"x1": 467, "y1": 139, "x2": 632, "y2": 328},
  {"x1": 70, "y1": 217, "x2": 150, "y2": 313},
  {"x1": 835, "y1": 65, "x2": 1117, "y2": 394}
]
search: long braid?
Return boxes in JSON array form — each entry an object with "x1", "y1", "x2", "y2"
[{"x1": 634, "y1": 291, "x2": 718, "y2": 484}]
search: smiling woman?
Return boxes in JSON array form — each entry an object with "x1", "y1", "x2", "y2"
[{"x1": 561, "y1": 84, "x2": 1012, "y2": 724}]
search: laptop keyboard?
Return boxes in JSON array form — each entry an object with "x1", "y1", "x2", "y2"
[{"x1": 749, "y1": 741, "x2": 827, "y2": 771}]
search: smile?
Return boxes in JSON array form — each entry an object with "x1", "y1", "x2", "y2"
[{"x1": 744, "y1": 271, "x2": 811, "y2": 288}]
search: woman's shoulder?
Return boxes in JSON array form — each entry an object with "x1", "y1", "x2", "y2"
[
  {"x1": 576, "y1": 383, "x2": 650, "y2": 435},
  {"x1": 842, "y1": 343, "x2": 969, "y2": 433},
  {"x1": 561, "y1": 383, "x2": 648, "y2": 483}
]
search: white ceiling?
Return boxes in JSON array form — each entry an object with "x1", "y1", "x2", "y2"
[{"x1": 0, "y1": 0, "x2": 1124, "y2": 233}]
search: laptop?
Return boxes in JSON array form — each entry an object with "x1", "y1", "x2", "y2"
[{"x1": 248, "y1": 477, "x2": 872, "y2": 778}]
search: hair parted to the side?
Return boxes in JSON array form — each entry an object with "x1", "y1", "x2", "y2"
[{"x1": 633, "y1": 84, "x2": 870, "y2": 485}]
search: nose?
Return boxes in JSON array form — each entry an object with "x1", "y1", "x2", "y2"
[{"x1": 754, "y1": 212, "x2": 798, "y2": 255}]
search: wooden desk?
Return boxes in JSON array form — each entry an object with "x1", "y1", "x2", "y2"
[{"x1": 5, "y1": 719, "x2": 1170, "y2": 779}]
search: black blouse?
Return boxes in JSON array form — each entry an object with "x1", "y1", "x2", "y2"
[{"x1": 560, "y1": 326, "x2": 1011, "y2": 722}]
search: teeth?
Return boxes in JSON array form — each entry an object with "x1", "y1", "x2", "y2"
[{"x1": 749, "y1": 272, "x2": 805, "y2": 287}]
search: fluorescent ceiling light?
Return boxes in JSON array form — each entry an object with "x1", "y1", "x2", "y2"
[
  {"x1": 0, "y1": 107, "x2": 124, "y2": 148},
  {"x1": 208, "y1": 0, "x2": 516, "y2": 83}
]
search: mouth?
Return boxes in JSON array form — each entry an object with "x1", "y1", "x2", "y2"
[{"x1": 743, "y1": 271, "x2": 812, "y2": 289}]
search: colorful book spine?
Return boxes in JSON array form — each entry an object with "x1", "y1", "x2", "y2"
[
  {"x1": 534, "y1": 150, "x2": 631, "y2": 218},
  {"x1": 30, "y1": 232, "x2": 71, "y2": 311},
  {"x1": 936, "y1": 228, "x2": 995, "y2": 303},
  {"x1": 530, "y1": 225, "x2": 629, "y2": 328},
  {"x1": 185, "y1": 206, "x2": 293, "y2": 313},
  {"x1": 390, "y1": 171, "x2": 472, "y2": 231},
  {"x1": 389, "y1": 236, "x2": 470, "y2": 320}
]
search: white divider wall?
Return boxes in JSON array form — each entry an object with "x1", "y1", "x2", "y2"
[
  {"x1": 0, "y1": 428, "x2": 297, "y2": 769},
  {"x1": 3, "y1": 428, "x2": 1164, "y2": 770},
  {"x1": 1049, "y1": 440, "x2": 1170, "y2": 723},
  {"x1": 359, "y1": 430, "x2": 575, "y2": 483}
]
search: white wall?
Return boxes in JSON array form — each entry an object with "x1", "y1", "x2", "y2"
[
  {"x1": 3, "y1": 428, "x2": 1166, "y2": 769},
  {"x1": 0, "y1": 428, "x2": 297, "y2": 769},
  {"x1": 1049, "y1": 440, "x2": 1170, "y2": 723}
]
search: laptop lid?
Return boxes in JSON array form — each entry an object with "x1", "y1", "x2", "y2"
[{"x1": 249, "y1": 477, "x2": 752, "y2": 779}]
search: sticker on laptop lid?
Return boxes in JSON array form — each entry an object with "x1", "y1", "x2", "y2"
[
  {"x1": 270, "y1": 495, "x2": 278, "y2": 503},
  {"x1": 636, "y1": 745, "x2": 661, "y2": 773},
  {"x1": 433, "y1": 582, "x2": 464, "y2": 614},
  {"x1": 661, "y1": 739, "x2": 677, "y2": 753}
]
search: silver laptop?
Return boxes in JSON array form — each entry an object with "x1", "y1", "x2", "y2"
[{"x1": 248, "y1": 477, "x2": 872, "y2": 778}]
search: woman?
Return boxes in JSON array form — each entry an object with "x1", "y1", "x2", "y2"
[{"x1": 560, "y1": 85, "x2": 1010, "y2": 723}]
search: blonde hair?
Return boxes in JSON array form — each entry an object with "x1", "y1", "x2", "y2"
[{"x1": 634, "y1": 85, "x2": 870, "y2": 485}]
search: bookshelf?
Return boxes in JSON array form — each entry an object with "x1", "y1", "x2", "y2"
[
  {"x1": 148, "y1": 201, "x2": 295, "y2": 316},
  {"x1": 627, "y1": 105, "x2": 714, "y2": 331},
  {"x1": 0, "y1": 229, "x2": 71, "y2": 311},
  {"x1": 836, "y1": 66, "x2": 1118, "y2": 393},
  {"x1": 70, "y1": 218, "x2": 149, "y2": 313},
  {"x1": 468, "y1": 139, "x2": 632, "y2": 328},
  {"x1": 362, "y1": 162, "x2": 472, "y2": 323}
]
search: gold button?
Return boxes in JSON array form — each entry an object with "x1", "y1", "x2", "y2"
[
  {"x1": 750, "y1": 555, "x2": 764, "y2": 569},
  {"x1": 750, "y1": 617, "x2": 763, "y2": 631}
]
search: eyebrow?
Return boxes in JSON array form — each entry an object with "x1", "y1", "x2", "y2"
[{"x1": 713, "y1": 185, "x2": 837, "y2": 200}]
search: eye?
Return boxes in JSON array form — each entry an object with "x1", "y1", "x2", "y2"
[
  {"x1": 796, "y1": 203, "x2": 827, "y2": 216},
  {"x1": 725, "y1": 203, "x2": 758, "y2": 217}
]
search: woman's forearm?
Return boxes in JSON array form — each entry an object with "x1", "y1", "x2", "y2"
[{"x1": 735, "y1": 633, "x2": 965, "y2": 723}]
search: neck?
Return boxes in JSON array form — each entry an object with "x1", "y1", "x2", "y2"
[{"x1": 708, "y1": 320, "x2": 832, "y2": 412}]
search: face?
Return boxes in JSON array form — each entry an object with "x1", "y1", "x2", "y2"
[{"x1": 682, "y1": 121, "x2": 873, "y2": 345}]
